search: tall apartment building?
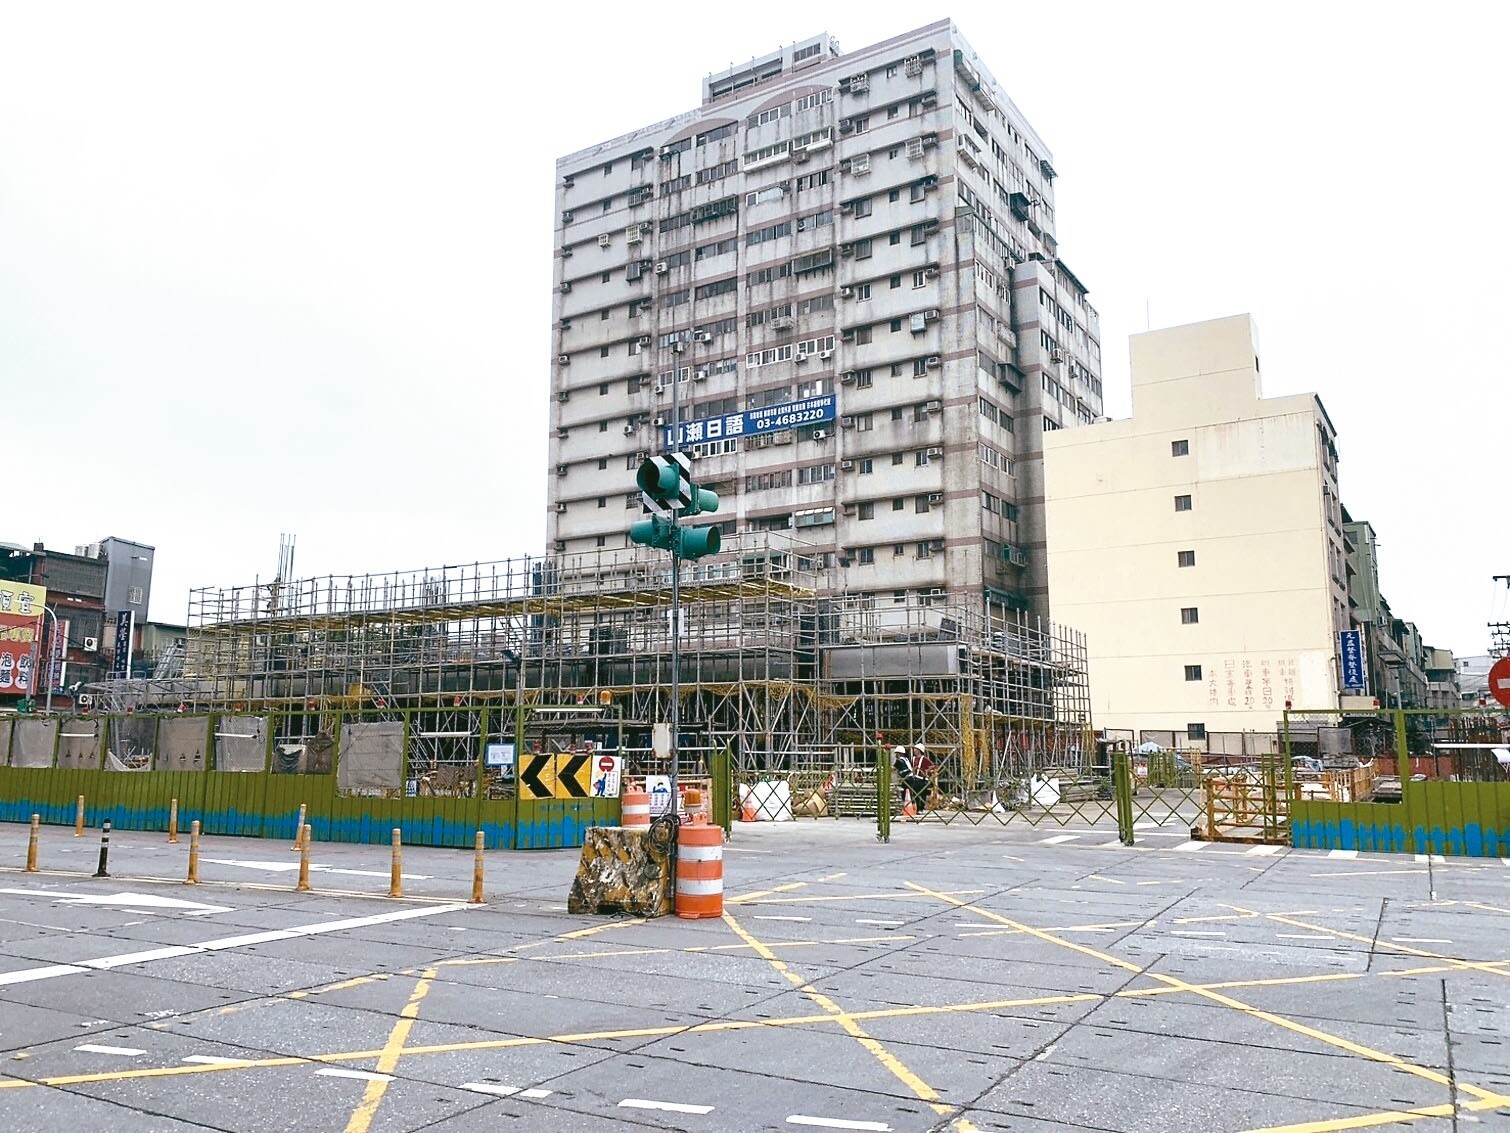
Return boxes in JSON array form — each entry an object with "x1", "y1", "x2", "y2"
[
  {"x1": 1042, "y1": 315, "x2": 1350, "y2": 742},
  {"x1": 547, "y1": 21, "x2": 1102, "y2": 614}
]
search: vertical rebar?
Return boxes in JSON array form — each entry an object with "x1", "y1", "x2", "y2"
[{"x1": 186, "y1": 820, "x2": 201, "y2": 884}]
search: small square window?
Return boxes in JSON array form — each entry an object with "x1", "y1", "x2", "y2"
[
  {"x1": 597, "y1": 496, "x2": 607, "y2": 508},
  {"x1": 891, "y1": 406, "x2": 904, "y2": 421},
  {"x1": 887, "y1": 106, "x2": 899, "y2": 119},
  {"x1": 600, "y1": 346, "x2": 611, "y2": 358},
  {"x1": 889, "y1": 275, "x2": 901, "y2": 289},
  {"x1": 1177, "y1": 550, "x2": 1196, "y2": 568},
  {"x1": 858, "y1": 502, "x2": 875, "y2": 520},
  {"x1": 600, "y1": 309, "x2": 610, "y2": 320},
  {"x1": 888, "y1": 147, "x2": 900, "y2": 159},
  {"x1": 892, "y1": 452, "x2": 905, "y2": 465},
  {"x1": 858, "y1": 547, "x2": 875, "y2": 564},
  {"x1": 1184, "y1": 664, "x2": 1203, "y2": 681},
  {"x1": 1172, "y1": 438, "x2": 1189, "y2": 457},
  {"x1": 892, "y1": 498, "x2": 905, "y2": 511},
  {"x1": 1180, "y1": 607, "x2": 1199, "y2": 625},
  {"x1": 893, "y1": 545, "x2": 906, "y2": 557},
  {"x1": 888, "y1": 189, "x2": 900, "y2": 203},
  {"x1": 598, "y1": 458, "x2": 608, "y2": 470},
  {"x1": 859, "y1": 458, "x2": 873, "y2": 473},
  {"x1": 1174, "y1": 494, "x2": 1193, "y2": 512},
  {"x1": 890, "y1": 319, "x2": 903, "y2": 333},
  {"x1": 888, "y1": 231, "x2": 901, "y2": 246},
  {"x1": 1186, "y1": 723, "x2": 1206, "y2": 741},
  {"x1": 595, "y1": 535, "x2": 607, "y2": 547}
]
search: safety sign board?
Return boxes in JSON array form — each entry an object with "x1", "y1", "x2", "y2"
[{"x1": 592, "y1": 754, "x2": 622, "y2": 798}]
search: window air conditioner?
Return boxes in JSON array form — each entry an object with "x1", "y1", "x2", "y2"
[
  {"x1": 83, "y1": 636, "x2": 98, "y2": 652},
  {"x1": 655, "y1": 261, "x2": 669, "y2": 274},
  {"x1": 555, "y1": 464, "x2": 568, "y2": 476},
  {"x1": 840, "y1": 285, "x2": 854, "y2": 297},
  {"x1": 557, "y1": 390, "x2": 570, "y2": 402},
  {"x1": 598, "y1": 233, "x2": 612, "y2": 248},
  {"x1": 692, "y1": 370, "x2": 707, "y2": 382},
  {"x1": 555, "y1": 503, "x2": 568, "y2": 513},
  {"x1": 928, "y1": 492, "x2": 944, "y2": 504},
  {"x1": 925, "y1": 446, "x2": 944, "y2": 458},
  {"x1": 771, "y1": 315, "x2": 794, "y2": 330},
  {"x1": 636, "y1": 334, "x2": 652, "y2": 345},
  {"x1": 923, "y1": 309, "x2": 940, "y2": 321},
  {"x1": 693, "y1": 330, "x2": 711, "y2": 342},
  {"x1": 558, "y1": 354, "x2": 571, "y2": 365},
  {"x1": 839, "y1": 415, "x2": 855, "y2": 428},
  {"x1": 839, "y1": 371, "x2": 857, "y2": 384},
  {"x1": 818, "y1": 350, "x2": 833, "y2": 360},
  {"x1": 554, "y1": 540, "x2": 566, "y2": 552},
  {"x1": 623, "y1": 423, "x2": 636, "y2": 435},
  {"x1": 842, "y1": 503, "x2": 857, "y2": 515},
  {"x1": 559, "y1": 281, "x2": 572, "y2": 293},
  {"x1": 925, "y1": 355, "x2": 941, "y2": 368},
  {"x1": 562, "y1": 210, "x2": 574, "y2": 223},
  {"x1": 559, "y1": 318, "x2": 572, "y2": 329},
  {"x1": 840, "y1": 459, "x2": 855, "y2": 470},
  {"x1": 924, "y1": 400, "x2": 942, "y2": 413},
  {"x1": 635, "y1": 450, "x2": 650, "y2": 462},
  {"x1": 924, "y1": 266, "x2": 939, "y2": 279}
]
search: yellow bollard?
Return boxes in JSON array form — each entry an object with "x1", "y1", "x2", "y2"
[
  {"x1": 291, "y1": 804, "x2": 307, "y2": 850},
  {"x1": 26, "y1": 814, "x2": 40, "y2": 873},
  {"x1": 470, "y1": 831, "x2": 485, "y2": 904},
  {"x1": 388, "y1": 828, "x2": 403, "y2": 898},
  {"x1": 74, "y1": 795, "x2": 85, "y2": 838},
  {"x1": 296, "y1": 826, "x2": 312, "y2": 893},
  {"x1": 168, "y1": 798, "x2": 179, "y2": 844},
  {"x1": 186, "y1": 821, "x2": 201, "y2": 884}
]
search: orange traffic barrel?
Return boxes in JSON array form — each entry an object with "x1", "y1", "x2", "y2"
[
  {"x1": 622, "y1": 791, "x2": 651, "y2": 828},
  {"x1": 675, "y1": 823, "x2": 724, "y2": 920}
]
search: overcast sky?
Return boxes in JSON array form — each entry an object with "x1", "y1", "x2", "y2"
[{"x1": 1, "y1": 2, "x2": 1504, "y2": 655}]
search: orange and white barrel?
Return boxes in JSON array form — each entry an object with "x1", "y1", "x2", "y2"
[
  {"x1": 675, "y1": 823, "x2": 724, "y2": 919},
  {"x1": 622, "y1": 791, "x2": 651, "y2": 828}
]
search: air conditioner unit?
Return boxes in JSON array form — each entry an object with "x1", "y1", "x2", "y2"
[
  {"x1": 659, "y1": 146, "x2": 675, "y2": 159},
  {"x1": 655, "y1": 261, "x2": 669, "y2": 274},
  {"x1": 928, "y1": 540, "x2": 945, "y2": 552},
  {"x1": 839, "y1": 243, "x2": 855, "y2": 257},
  {"x1": 924, "y1": 266, "x2": 940, "y2": 279},
  {"x1": 839, "y1": 372, "x2": 857, "y2": 384},
  {"x1": 556, "y1": 427, "x2": 570, "y2": 439},
  {"x1": 924, "y1": 586, "x2": 946, "y2": 598},
  {"x1": 812, "y1": 429, "x2": 829, "y2": 440},
  {"x1": 925, "y1": 446, "x2": 944, "y2": 458},
  {"x1": 692, "y1": 370, "x2": 707, "y2": 382},
  {"x1": 773, "y1": 432, "x2": 794, "y2": 445},
  {"x1": 840, "y1": 459, "x2": 855, "y2": 470},
  {"x1": 770, "y1": 315, "x2": 794, "y2": 330},
  {"x1": 558, "y1": 354, "x2": 571, "y2": 365},
  {"x1": 554, "y1": 540, "x2": 567, "y2": 552},
  {"x1": 626, "y1": 226, "x2": 643, "y2": 244},
  {"x1": 840, "y1": 285, "x2": 854, "y2": 297},
  {"x1": 1050, "y1": 349, "x2": 1065, "y2": 364},
  {"x1": 692, "y1": 330, "x2": 712, "y2": 342},
  {"x1": 840, "y1": 415, "x2": 855, "y2": 428},
  {"x1": 559, "y1": 317, "x2": 572, "y2": 329},
  {"x1": 560, "y1": 246, "x2": 573, "y2": 258},
  {"x1": 848, "y1": 155, "x2": 870, "y2": 175},
  {"x1": 76, "y1": 693, "x2": 94, "y2": 707},
  {"x1": 920, "y1": 91, "x2": 938, "y2": 107},
  {"x1": 83, "y1": 636, "x2": 98, "y2": 652},
  {"x1": 838, "y1": 118, "x2": 854, "y2": 134},
  {"x1": 905, "y1": 54, "x2": 924, "y2": 76},
  {"x1": 562, "y1": 176, "x2": 575, "y2": 190},
  {"x1": 623, "y1": 423, "x2": 636, "y2": 435},
  {"x1": 818, "y1": 350, "x2": 833, "y2": 360},
  {"x1": 924, "y1": 400, "x2": 942, "y2": 413},
  {"x1": 923, "y1": 309, "x2": 940, "y2": 322},
  {"x1": 925, "y1": 355, "x2": 941, "y2": 368},
  {"x1": 636, "y1": 334, "x2": 652, "y2": 346},
  {"x1": 793, "y1": 149, "x2": 811, "y2": 164},
  {"x1": 555, "y1": 464, "x2": 569, "y2": 476},
  {"x1": 848, "y1": 73, "x2": 869, "y2": 93},
  {"x1": 928, "y1": 492, "x2": 944, "y2": 504},
  {"x1": 635, "y1": 450, "x2": 650, "y2": 462},
  {"x1": 598, "y1": 233, "x2": 612, "y2": 248},
  {"x1": 554, "y1": 503, "x2": 568, "y2": 513},
  {"x1": 557, "y1": 390, "x2": 570, "y2": 402},
  {"x1": 906, "y1": 138, "x2": 925, "y2": 160},
  {"x1": 562, "y1": 210, "x2": 574, "y2": 223},
  {"x1": 559, "y1": 281, "x2": 572, "y2": 294},
  {"x1": 794, "y1": 351, "x2": 808, "y2": 364}
]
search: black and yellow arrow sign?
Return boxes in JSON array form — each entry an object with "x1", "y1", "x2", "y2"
[
  {"x1": 555, "y1": 753, "x2": 591, "y2": 799},
  {"x1": 519, "y1": 753, "x2": 555, "y2": 800}
]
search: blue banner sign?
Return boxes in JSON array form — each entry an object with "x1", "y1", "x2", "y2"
[
  {"x1": 1338, "y1": 629, "x2": 1365, "y2": 691},
  {"x1": 662, "y1": 394, "x2": 836, "y2": 450}
]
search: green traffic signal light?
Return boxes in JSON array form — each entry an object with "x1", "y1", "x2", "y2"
[
  {"x1": 636, "y1": 458, "x2": 681, "y2": 502},
  {"x1": 684, "y1": 484, "x2": 719, "y2": 517},
  {"x1": 676, "y1": 525, "x2": 721, "y2": 561},
  {"x1": 629, "y1": 515, "x2": 675, "y2": 550}
]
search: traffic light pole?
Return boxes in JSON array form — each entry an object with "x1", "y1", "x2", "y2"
[{"x1": 668, "y1": 362, "x2": 682, "y2": 808}]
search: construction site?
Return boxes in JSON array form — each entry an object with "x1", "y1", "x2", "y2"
[{"x1": 117, "y1": 532, "x2": 1095, "y2": 803}]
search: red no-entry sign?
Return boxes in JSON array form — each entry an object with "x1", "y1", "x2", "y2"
[
  {"x1": 1489, "y1": 656, "x2": 1510, "y2": 708},
  {"x1": 599, "y1": 755, "x2": 615, "y2": 773}
]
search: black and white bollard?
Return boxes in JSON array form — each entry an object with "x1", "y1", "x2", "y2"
[{"x1": 93, "y1": 819, "x2": 112, "y2": 879}]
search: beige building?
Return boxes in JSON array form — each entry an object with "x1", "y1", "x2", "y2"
[{"x1": 1042, "y1": 314, "x2": 1349, "y2": 745}]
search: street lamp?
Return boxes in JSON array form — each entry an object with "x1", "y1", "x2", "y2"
[{"x1": 25, "y1": 605, "x2": 60, "y2": 715}]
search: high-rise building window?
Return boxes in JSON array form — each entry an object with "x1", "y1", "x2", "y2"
[
  {"x1": 1184, "y1": 665, "x2": 1202, "y2": 681},
  {"x1": 1174, "y1": 494, "x2": 1192, "y2": 512},
  {"x1": 1171, "y1": 439, "x2": 1189, "y2": 457},
  {"x1": 1180, "y1": 607, "x2": 1199, "y2": 625},
  {"x1": 1186, "y1": 723, "x2": 1206, "y2": 741},
  {"x1": 1177, "y1": 550, "x2": 1196, "y2": 568}
]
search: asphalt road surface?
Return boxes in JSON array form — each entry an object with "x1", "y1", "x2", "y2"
[{"x1": 0, "y1": 818, "x2": 1506, "y2": 1132}]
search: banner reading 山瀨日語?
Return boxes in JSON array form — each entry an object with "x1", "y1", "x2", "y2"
[{"x1": 0, "y1": 581, "x2": 47, "y2": 695}]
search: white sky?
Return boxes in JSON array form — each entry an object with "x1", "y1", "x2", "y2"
[{"x1": 1, "y1": 2, "x2": 1504, "y2": 655}]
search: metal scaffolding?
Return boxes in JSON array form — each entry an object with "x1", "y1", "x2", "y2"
[{"x1": 165, "y1": 532, "x2": 1091, "y2": 781}]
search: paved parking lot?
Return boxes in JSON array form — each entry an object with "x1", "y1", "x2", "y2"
[{"x1": 0, "y1": 819, "x2": 1506, "y2": 1132}]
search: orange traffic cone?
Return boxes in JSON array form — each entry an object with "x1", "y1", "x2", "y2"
[{"x1": 902, "y1": 790, "x2": 918, "y2": 820}]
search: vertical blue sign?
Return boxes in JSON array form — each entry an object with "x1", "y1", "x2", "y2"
[
  {"x1": 111, "y1": 610, "x2": 134, "y2": 679},
  {"x1": 1338, "y1": 630, "x2": 1365, "y2": 691}
]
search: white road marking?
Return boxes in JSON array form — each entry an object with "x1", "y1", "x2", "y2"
[
  {"x1": 788, "y1": 1117, "x2": 891, "y2": 1131},
  {"x1": 753, "y1": 915, "x2": 811, "y2": 922},
  {"x1": 316, "y1": 1068, "x2": 393, "y2": 1082},
  {"x1": 1328, "y1": 850, "x2": 1359, "y2": 859},
  {"x1": 183, "y1": 1055, "x2": 257, "y2": 1066},
  {"x1": 1171, "y1": 841, "x2": 1207, "y2": 852},
  {"x1": 520, "y1": 1089, "x2": 552, "y2": 1099},
  {"x1": 1172, "y1": 931, "x2": 1226, "y2": 938},
  {"x1": 1038, "y1": 834, "x2": 1079, "y2": 845},
  {"x1": 0, "y1": 889, "x2": 232, "y2": 915},
  {"x1": 74, "y1": 1044, "x2": 145, "y2": 1056},
  {"x1": 1391, "y1": 937, "x2": 1453, "y2": 944},
  {"x1": 200, "y1": 859, "x2": 433, "y2": 880},
  {"x1": 0, "y1": 904, "x2": 466, "y2": 987},
  {"x1": 620, "y1": 1099, "x2": 715, "y2": 1115},
  {"x1": 1275, "y1": 934, "x2": 1332, "y2": 940},
  {"x1": 1245, "y1": 845, "x2": 1283, "y2": 856},
  {"x1": 854, "y1": 919, "x2": 903, "y2": 927},
  {"x1": 1413, "y1": 854, "x2": 1447, "y2": 864},
  {"x1": 460, "y1": 1082, "x2": 519, "y2": 1097}
]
